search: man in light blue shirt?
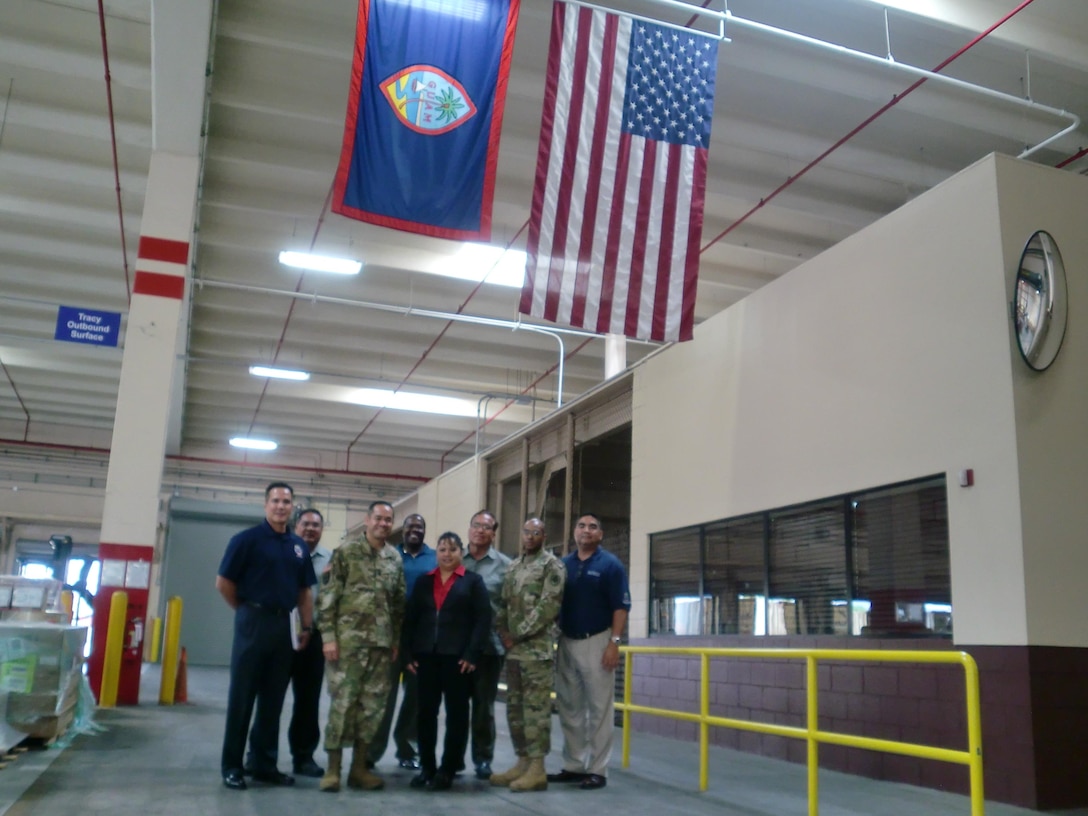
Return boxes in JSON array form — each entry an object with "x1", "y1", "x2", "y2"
[{"x1": 368, "y1": 514, "x2": 435, "y2": 769}]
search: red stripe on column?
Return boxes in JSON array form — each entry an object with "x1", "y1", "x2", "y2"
[
  {"x1": 138, "y1": 235, "x2": 190, "y2": 265},
  {"x1": 133, "y1": 270, "x2": 185, "y2": 300}
]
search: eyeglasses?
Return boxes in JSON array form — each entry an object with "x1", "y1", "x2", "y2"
[{"x1": 469, "y1": 521, "x2": 494, "y2": 530}]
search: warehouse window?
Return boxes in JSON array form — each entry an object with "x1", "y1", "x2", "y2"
[{"x1": 649, "y1": 476, "x2": 951, "y2": 638}]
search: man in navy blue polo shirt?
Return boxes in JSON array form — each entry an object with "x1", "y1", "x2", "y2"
[
  {"x1": 548, "y1": 513, "x2": 630, "y2": 791},
  {"x1": 216, "y1": 482, "x2": 317, "y2": 791}
]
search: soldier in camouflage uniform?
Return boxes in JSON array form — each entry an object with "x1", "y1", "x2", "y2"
[
  {"x1": 317, "y1": 500, "x2": 405, "y2": 793},
  {"x1": 491, "y1": 516, "x2": 566, "y2": 792}
]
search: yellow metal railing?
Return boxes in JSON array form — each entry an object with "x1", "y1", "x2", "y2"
[{"x1": 618, "y1": 646, "x2": 983, "y2": 816}]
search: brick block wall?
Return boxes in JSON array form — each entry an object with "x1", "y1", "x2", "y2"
[{"x1": 625, "y1": 636, "x2": 1088, "y2": 809}]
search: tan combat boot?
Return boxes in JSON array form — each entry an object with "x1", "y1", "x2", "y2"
[
  {"x1": 319, "y1": 749, "x2": 342, "y2": 792},
  {"x1": 508, "y1": 756, "x2": 547, "y2": 792},
  {"x1": 347, "y1": 741, "x2": 385, "y2": 790},
  {"x1": 489, "y1": 755, "x2": 530, "y2": 787}
]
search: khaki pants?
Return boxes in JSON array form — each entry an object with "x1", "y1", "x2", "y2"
[{"x1": 555, "y1": 630, "x2": 615, "y2": 777}]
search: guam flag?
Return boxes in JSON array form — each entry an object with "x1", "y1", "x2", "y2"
[{"x1": 333, "y1": 0, "x2": 521, "y2": 241}]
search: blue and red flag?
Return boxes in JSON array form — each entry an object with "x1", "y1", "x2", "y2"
[{"x1": 333, "y1": 0, "x2": 521, "y2": 241}]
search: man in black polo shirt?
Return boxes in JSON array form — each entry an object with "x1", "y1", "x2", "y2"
[
  {"x1": 548, "y1": 513, "x2": 630, "y2": 791},
  {"x1": 216, "y1": 482, "x2": 317, "y2": 791}
]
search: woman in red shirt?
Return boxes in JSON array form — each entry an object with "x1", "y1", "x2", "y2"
[{"x1": 402, "y1": 531, "x2": 491, "y2": 790}]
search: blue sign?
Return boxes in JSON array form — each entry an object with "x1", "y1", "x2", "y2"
[{"x1": 54, "y1": 306, "x2": 121, "y2": 347}]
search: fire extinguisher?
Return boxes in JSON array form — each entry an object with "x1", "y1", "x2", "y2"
[{"x1": 126, "y1": 618, "x2": 144, "y2": 652}]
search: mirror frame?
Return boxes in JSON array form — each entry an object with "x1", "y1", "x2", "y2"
[{"x1": 1011, "y1": 230, "x2": 1068, "y2": 372}]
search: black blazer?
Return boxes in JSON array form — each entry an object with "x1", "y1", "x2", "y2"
[{"x1": 402, "y1": 570, "x2": 492, "y2": 666}]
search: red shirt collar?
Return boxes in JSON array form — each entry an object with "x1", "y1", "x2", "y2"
[{"x1": 428, "y1": 564, "x2": 466, "y2": 577}]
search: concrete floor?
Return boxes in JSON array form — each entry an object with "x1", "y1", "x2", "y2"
[{"x1": 0, "y1": 664, "x2": 1081, "y2": 816}]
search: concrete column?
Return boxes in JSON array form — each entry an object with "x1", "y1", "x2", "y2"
[
  {"x1": 100, "y1": 154, "x2": 197, "y2": 547},
  {"x1": 604, "y1": 333, "x2": 626, "y2": 379},
  {"x1": 99, "y1": 0, "x2": 212, "y2": 544}
]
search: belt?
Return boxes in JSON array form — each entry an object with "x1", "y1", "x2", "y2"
[
  {"x1": 563, "y1": 628, "x2": 609, "y2": 640},
  {"x1": 243, "y1": 601, "x2": 289, "y2": 615}
]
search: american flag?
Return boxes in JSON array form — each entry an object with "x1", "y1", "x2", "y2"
[{"x1": 519, "y1": 2, "x2": 718, "y2": 343}]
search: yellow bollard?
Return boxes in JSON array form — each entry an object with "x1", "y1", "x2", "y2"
[
  {"x1": 158, "y1": 596, "x2": 184, "y2": 705},
  {"x1": 59, "y1": 590, "x2": 74, "y2": 624},
  {"x1": 149, "y1": 616, "x2": 163, "y2": 663},
  {"x1": 99, "y1": 591, "x2": 128, "y2": 708}
]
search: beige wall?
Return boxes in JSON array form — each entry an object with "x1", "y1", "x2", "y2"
[
  {"x1": 411, "y1": 456, "x2": 486, "y2": 543},
  {"x1": 632, "y1": 155, "x2": 1038, "y2": 645},
  {"x1": 998, "y1": 158, "x2": 1088, "y2": 647}
]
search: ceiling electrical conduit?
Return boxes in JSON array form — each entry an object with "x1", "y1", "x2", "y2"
[
  {"x1": 720, "y1": 3, "x2": 1079, "y2": 160},
  {"x1": 0, "y1": 438, "x2": 429, "y2": 484},
  {"x1": 702, "y1": 0, "x2": 1062, "y2": 250},
  {"x1": 196, "y1": 279, "x2": 646, "y2": 407},
  {"x1": 594, "y1": 0, "x2": 1077, "y2": 155}
]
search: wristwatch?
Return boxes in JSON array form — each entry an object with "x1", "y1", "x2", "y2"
[{"x1": 610, "y1": 636, "x2": 622, "y2": 645}]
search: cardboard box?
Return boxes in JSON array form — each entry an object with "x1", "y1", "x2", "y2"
[
  {"x1": 0, "y1": 577, "x2": 61, "y2": 612},
  {"x1": 0, "y1": 623, "x2": 86, "y2": 744}
]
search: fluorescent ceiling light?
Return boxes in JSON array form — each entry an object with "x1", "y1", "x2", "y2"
[
  {"x1": 429, "y1": 243, "x2": 526, "y2": 288},
  {"x1": 349, "y1": 388, "x2": 476, "y2": 417},
  {"x1": 279, "y1": 250, "x2": 362, "y2": 275},
  {"x1": 249, "y1": 365, "x2": 311, "y2": 381},
  {"x1": 229, "y1": 437, "x2": 278, "y2": 451}
]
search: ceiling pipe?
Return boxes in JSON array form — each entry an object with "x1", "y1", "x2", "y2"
[
  {"x1": 0, "y1": 437, "x2": 428, "y2": 484},
  {"x1": 342, "y1": 224, "x2": 539, "y2": 464},
  {"x1": 197, "y1": 279, "x2": 606, "y2": 341},
  {"x1": 0, "y1": 359, "x2": 30, "y2": 442},
  {"x1": 96, "y1": 0, "x2": 132, "y2": 304},
  {"x1": 245, "y1": 184, "x2": 336, "y2": 440},
  {"x1": 441, "y1": 337, "x2": 594, "y2": 470},
  {"x1": 702, "y1": 0, "x2": 1049, "y2": 251},
  {"x1": 199, "y1": 280, "x2": 590, "y2": 438},
  {"x1": 722, "y1": 2, "x2": 1077, "y2": 160}
]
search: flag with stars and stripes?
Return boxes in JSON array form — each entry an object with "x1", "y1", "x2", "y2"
[{"x1": 519, "y1": 2, "x2": 719, "y2": 343}]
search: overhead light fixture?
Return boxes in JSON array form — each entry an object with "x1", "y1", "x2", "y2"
[
  {"x1": 349, "y1": 388, "x2": 477, "y2": 417},
  {"x1": 229, "y1": 437, "x2": 278, "y2": 451},
  {"x1": 429, "y1": 243, "x2": 526, "y2": 288},
  {"x1": 279, "y1": 250, "x2": 362, "y2": 275},
  {"x1": 249, "y1": 365, "x2": 311, "y2": 381}
]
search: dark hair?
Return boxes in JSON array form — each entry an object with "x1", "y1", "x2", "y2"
[
  {"x1": 576, "y1": 512, "x2": 603, "y2": 530},
  {"x1": 470, "y1": 509, "x2": 497, "y2": 531},
  {"x1": 265, "y1": 482, "x2": 294, "y2": 499},
  {"x1": 368, "y1": 500, "x2": 394, "y2": 515},
  {"x1": 436, "y1": 531, "x2": 464, "y2": 550},
  {"x1": 295, "y1": 507, "x2": 323, "y2": 525}
]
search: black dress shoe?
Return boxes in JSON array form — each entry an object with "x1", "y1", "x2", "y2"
[
  {"x1": 398, "y1": 757, "x2": 422, "y2": 770},
  {"x1": 252, "y1": 769, "x2": 295, "y2": 786},
  {"x1": 547, "y1": 769, "x2": 588, "y2": 783},
  {"x1": 410, "y1": 772, "x2": 433, "y2": 789},
  {"x1": 579, "y1": 774, "x2": 607, "y2": 790},
  {"x1": 293, "y1": 759, "x2": 324, "y2": 777},
  {"x1": 223, "y1": 770, "x2": 247, "y2": 790},
  {"x1": 427, "y1": 771, "x2": 453, "y2": 791},
  {"x1": 474, "y1": 761, "x2": 492, "y2": 780}
]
